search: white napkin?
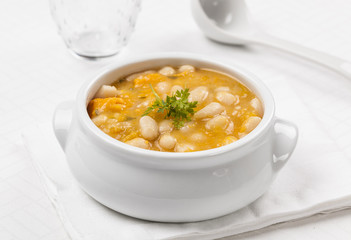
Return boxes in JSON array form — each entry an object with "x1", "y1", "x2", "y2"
[{"x1": 22, "y1": 77, "x2": 351, "y2": 240}]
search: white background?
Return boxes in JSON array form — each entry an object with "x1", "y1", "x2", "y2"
[{"x1": 1, "y1": 0, "x2": 351, "y2": 239}]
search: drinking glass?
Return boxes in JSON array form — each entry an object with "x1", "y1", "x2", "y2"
[{"x1": 49, "y1": 0, "x2": 141, "y2": 59}]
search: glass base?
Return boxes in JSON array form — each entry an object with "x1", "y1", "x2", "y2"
[
  {"x1": 68, "y1": 49, "x2": 120, "y2": 61},
  {"x1": 66, "y1": 30, "x2": 126, "y2": 60}
]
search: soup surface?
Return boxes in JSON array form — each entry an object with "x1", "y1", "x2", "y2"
[{"x1": 87, "y1": 65, "x2": 263, "y2": 152}]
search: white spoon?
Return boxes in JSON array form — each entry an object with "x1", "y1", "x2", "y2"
[{"x1": 191, "y1": 0, "x2": 351, "y2": 78}]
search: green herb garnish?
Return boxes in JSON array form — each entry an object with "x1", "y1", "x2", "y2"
[{"x1": 142, "y1": 84, "x2": 198, "y2": 129}]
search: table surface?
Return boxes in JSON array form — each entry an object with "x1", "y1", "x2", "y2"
[{"x1": 1, "y1": 0, "x2": 351, "y2": 239}]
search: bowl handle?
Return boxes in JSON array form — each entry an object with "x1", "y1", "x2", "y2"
[
  {"x1": 272, "y1": 118, "x2": 298, "y2": 172},
  {"x1": 52, "y1": 101, "x2": 74, "y2": 150}
]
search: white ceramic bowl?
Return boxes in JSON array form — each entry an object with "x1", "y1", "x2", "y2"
[{"x1": 53, "y1": 53, "x2": 298, "y2": 222}]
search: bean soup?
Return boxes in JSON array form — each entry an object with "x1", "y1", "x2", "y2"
[{"x1": 87, "y1": 65, "x2": 263, "y2": 152}]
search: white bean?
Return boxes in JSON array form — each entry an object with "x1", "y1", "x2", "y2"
[
  {"x1": 155, "y1": 81, "x2": 171, "y2": 95},
  {"x1": 190, "y1": 132, "x2": 207, "y2": 142},
  {"x1": 94, "y1": 85, "x2": 119, "y2": 98},
  {"x1": 139, "y1": 116, "x2": 159, "y2": 140},
  {"x1": 159, "y1": 134, "x2": 177, "y2": 150},
  {"x1": 126, "y1": 70, "x2": 155, "y2": 82},
  {"x1": 216, "y1": 91, "x2": 236, "y2": 105},
  {"x1": 214, "y1": 86, "x2": 230, "y2": 92},
  {"x1": 223, "y1": 136, "x2": 238, "y2": 145},
  {"x1": 179, "y1": 65, "x2": 195, "y2": 73},
  {"x1": 159, "y1": 66, "x2": 176, "y2": 76},
  {"x1": 126, "y1": 73, "x2": 140, "y2": 82},
  {"x1": 125, "y1": 138, "x2": 150, "y2": 149},
  {"x1": 188, "y1": 86, "x2": 209, "y2": 103},
  {"x1": 225, "y1": 121, "x2": 234, "y2": 134},
  {"x1": 243, "y1": 116, "x2": 262, "y2": 133},
  {"x1": 143, "y1": 70, "x2": 156, "y2": 75},
  {"x1": 250, "y1": 98, "x2": 263, "y2": 117},
  {"x1": 205, "y1": 115, "x2": 229, "y2": 131},
  {"x1": 194, "y1": 102, "x2": 225, "y2": 119},
  {"x1": 238, "y1": 133, "x2": 247, "y2": 139},
  {"x1": 171, "y1": 85, "x2": 183, "y2": 95},
  {"x1": 175, "y1": 143, "x2": 195, "y2": 152},
  {"x1": 92, "y1": 114, "x2": 108, "y2": 125},
  {"x1": 159, "y1": 120, "x2": 173, "y2": 133}
]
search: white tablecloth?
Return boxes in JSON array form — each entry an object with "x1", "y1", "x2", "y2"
[{"x1": 1, "y1": 0, "x2": 351, "y2": 239}]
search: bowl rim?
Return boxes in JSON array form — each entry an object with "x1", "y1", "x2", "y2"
[{"x1": 76, "y1": 52, "x2": 275, "y2": 160}]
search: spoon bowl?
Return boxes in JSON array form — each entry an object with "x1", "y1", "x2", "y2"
[
  {"x1": 192, "y1": 0, "x2": 256, "y2": 45},
  {"x1": 200, "y1": 0, "x2": 251, "y2": 31}
]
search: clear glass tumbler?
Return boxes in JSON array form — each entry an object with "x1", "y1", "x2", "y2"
[{"x1": 49, "y1": 0, "x2": 141, "y2": 59}]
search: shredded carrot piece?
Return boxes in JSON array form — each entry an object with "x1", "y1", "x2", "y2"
[{"x1": 88, "y1": 97, "x2": 126, "y2": 117}]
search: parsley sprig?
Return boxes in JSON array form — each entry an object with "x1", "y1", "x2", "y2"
[{"x1": 142, "y1": 84, "x2": 198, "y2": 129}]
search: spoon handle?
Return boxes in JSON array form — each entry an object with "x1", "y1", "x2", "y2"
[{"x1": 252, "y1": 33, "x2": 351, "y2": 79}]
